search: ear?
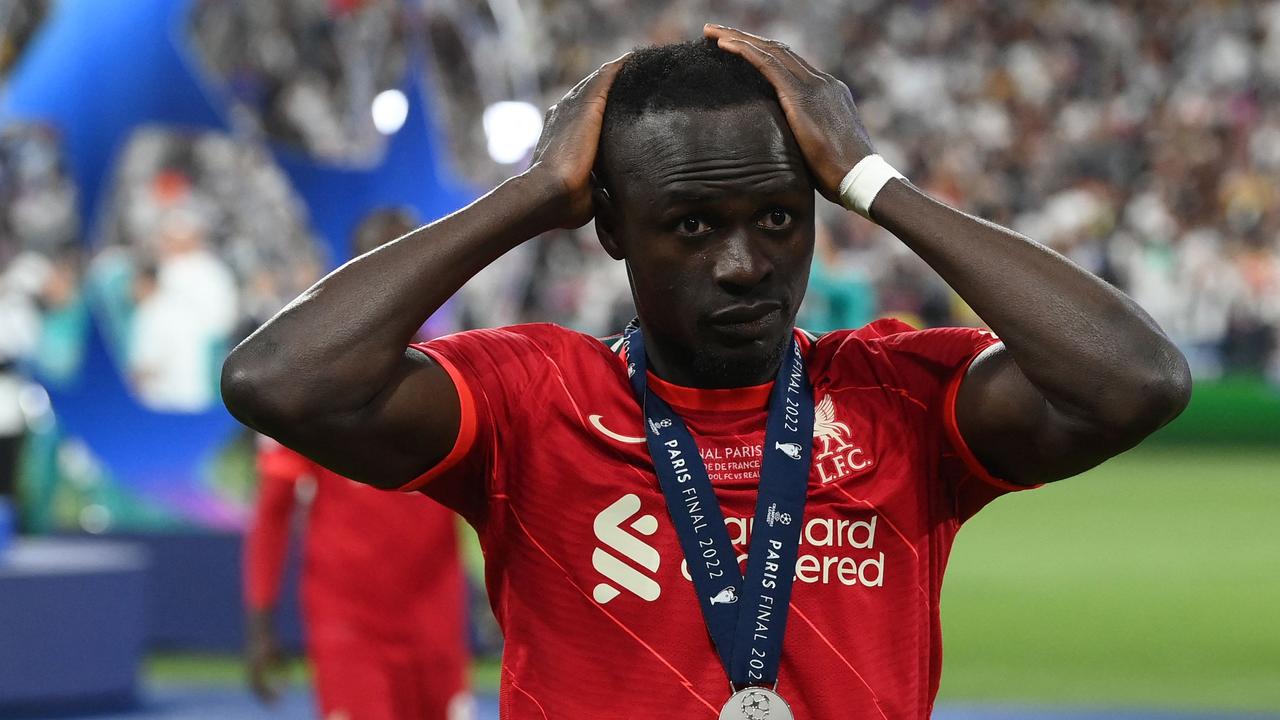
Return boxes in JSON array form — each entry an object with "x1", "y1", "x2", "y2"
[{"x1": 592, "y1": 174, "x2": 624, "y2": 260}]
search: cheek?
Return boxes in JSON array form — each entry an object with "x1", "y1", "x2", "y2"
[
  {"x1": 628, "y1": 240, "x2": 699, "y2": 290},
  {"x1": 765, "y1": 231, "x2": 813, "y2": 271},
  {"x1": 635, "y1": 265, "x2": 694, "y2": 308},
  {"x1": 628, "y1": 258, "x2": 706, "y2": 328},
  {"x1": 787, "y1": 232, "x2": 816, "y2": 281}
]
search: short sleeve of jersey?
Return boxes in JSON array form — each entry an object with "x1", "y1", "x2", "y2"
[
  {"x1": 399, "y1": 323, "x2": 583, "y2": 525},
  {"x1": 828, "y1": 318, "x2": 1035, "y2": 523}
]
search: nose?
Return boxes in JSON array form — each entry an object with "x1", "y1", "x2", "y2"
[{"x1": 711, "y1": 230, "x2": 772, "y2": 294}]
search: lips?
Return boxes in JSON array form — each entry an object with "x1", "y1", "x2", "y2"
[
  {"x1": 709, "y1": 301, "x2": 782, "y2": 324},
  {"x1": 707, "y1": 301, "x2": 783, "y2": 339}
]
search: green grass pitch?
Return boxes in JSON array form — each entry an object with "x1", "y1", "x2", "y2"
[{"x1": 938, "y1": 445, "x2": 1280, "y2": 711}]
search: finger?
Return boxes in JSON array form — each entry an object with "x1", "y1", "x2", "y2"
[
  {"x1": 780, "y1": 44, "x2": 824, "y2": 79},
  {"x1": 560, "y1": 53, "x2": 621, "y2": 101},
  {"x1": 706, "y1": 25, "x2": 812, "y2": 79},
  {"x1": 714, "y1": 36, "x2": 800, "y2": 89},
  {"x1": 560, "y1": 73, "x2": 595, "y2": 104},
  {"x1": 705, "y1": 23, "x2": 776, "y2": 46},
  {"x1": 706, "y1": 26, "x2": 803, "y2": 79},
  {"x1": 580, "y1": 52, "x2": 631, "y2": 101},
  {"x1": 776, "y1": 45, "x2": 824, "y2": 81}
]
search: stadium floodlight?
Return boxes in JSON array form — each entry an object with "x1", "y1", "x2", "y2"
[
  {"x1": 483, "y1": 100, "x2": 543, "y2": 165},
  {"x1": 371, "y1": 89, "x2": 409, "y2": 135}
]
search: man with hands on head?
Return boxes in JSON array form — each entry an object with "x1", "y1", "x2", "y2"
[{"x1": 224, "y1": 25, "x2": 1190, "y2": 720}]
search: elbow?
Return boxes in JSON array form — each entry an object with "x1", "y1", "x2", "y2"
[
  {"x1": 221, "y1": 346, "x2": 294, "y2": 431},
  {"x1": 1101, "y1": 344, "x2": 1193, "y2": 438},
  {"x1": 1160, "y1": 346, "x2": 1194, "y2": 421},
  {"x1": 220, "y1": 351, "x2": 264, "y2": 428}
]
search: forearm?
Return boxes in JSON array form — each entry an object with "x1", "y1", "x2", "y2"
[
  {"x1": 223, "y1": 172, "x2": 558, "y2": 428},
  {"x1": 871, "y1": 180, "x2": 1190, "y2": 429}
]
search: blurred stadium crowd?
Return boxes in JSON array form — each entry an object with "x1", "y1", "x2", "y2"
[
  {"x1": 3, "y1": 0, "x2": 1280, "y2": 421},
  {"x1": 191, "y1": 0, "x2": 410, "y2": 163}
]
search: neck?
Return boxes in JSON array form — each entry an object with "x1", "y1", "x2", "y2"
[{"x1": 637, "y1": 322, "x2": 789, "y2": 389}]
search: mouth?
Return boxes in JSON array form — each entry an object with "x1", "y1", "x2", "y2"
[{"x1": 707, "y1": 301, "x2": 784, "y2": 340}]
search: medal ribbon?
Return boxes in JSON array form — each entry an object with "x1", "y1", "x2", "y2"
[{"x1": 622, "y1": 324, "x2": 814, "y2": 688}]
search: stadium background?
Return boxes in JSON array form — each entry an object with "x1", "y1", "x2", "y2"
[{"x1": 0, "y1": 0, "x2": 1277, "y2": 717}]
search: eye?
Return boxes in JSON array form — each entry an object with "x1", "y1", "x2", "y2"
[
  {"x1": 759, "y1": 209, "x2": 793, "y2": 231},
  {"x1": 676, "y1": 216, "x2": 712, "y2": 236}
]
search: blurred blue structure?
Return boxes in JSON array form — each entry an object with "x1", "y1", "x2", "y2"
[{"x1": 0, "y1": 538, "x2": 148, "y2": 715}]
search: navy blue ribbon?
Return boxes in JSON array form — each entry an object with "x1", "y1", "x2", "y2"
[{"x1": 622, "y1": 324, "x2": 814, "y2": 688}]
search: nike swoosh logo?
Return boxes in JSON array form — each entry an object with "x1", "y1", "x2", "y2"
[{"x1": 588, "y1": 414, "x2": 645, "y2": 444}]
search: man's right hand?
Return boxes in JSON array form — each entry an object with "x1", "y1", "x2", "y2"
[
  {"x1": 245, "y1": 609, "x2": 285, "y2": 704},
  {"x1": 526, "y1": 54, "x2": 629, "y2": 230}
]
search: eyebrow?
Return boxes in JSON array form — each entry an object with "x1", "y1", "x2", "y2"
[{"x1": 655, "y1": 175, "x2": 808, "y2": 205}]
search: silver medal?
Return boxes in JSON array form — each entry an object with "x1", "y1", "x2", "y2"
[{"x1": 718, "y1": 687, "x2": 794, "y2": 720}]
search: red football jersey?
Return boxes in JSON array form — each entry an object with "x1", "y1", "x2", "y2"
[
  {"x1": 245, "y1": 443, "x2": 470, "y2": 686},
  {"x1": 405, "y1": 319, "x2": 1033, "y2": 719}
]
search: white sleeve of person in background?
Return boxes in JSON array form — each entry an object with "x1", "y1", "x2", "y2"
[{"x1": 129, "y1": 290, "x2": 214, "y2": 413}]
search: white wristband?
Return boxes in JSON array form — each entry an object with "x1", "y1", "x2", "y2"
[{"x1": 838, "y1": 154, "x2": 905, "y2": 220}]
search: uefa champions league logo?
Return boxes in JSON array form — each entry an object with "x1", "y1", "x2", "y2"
[
  {"x1": 765, "y1": 503, "x2": 792, "y2": 528},
  {"x1": 741, "y1": 689, "x2": 772, "y2": 720},
  {"x1": 648, "y1": 418, "x2": 673, "y2": 436},
  {"x1": 722, "y1": 686, "x2": 791, "y2": 720}
]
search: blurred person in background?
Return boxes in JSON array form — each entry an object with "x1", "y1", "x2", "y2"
[
  {"x1": 0, "y1": 253, "x2": 41, "y2": 527},
  {"x1": 91, "y1": 127, "x2": 322, "y2": 410},
  {"x1": 243, "y1": 207, "x2": 471, "y2": 720},
  {"x1": 0, "y1": 122, "x2": 84, "y2": 528},
  {"x1": 0, "y1": 248, "x2": 81, "y2": 531},
  {"x1": 127, "y1": 208, "x2": 238, "y2": 412},
  {"x1": 797, "y1": 208, "x2": 876, "y2": 333}
]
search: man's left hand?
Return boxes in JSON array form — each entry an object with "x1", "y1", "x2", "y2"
[{"x1": 705, "y1": 24, "x2": 875, "y2": 203}]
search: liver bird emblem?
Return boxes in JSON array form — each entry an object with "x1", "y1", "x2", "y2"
[{"x1": 813, "y1": 394, "x2": 852, "y2": 456}]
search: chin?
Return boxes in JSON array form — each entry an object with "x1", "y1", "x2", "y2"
[{"x1": 692, "y1": 332, "x2": 790, "y2": 388}]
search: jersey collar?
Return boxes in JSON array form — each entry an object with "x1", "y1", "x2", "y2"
[
  {"x1": 621, "y1": 328, "x2": 814, "y2": 413},
  {"x1": 646, "y1": 372, "x2": 773, "y2": 412}
]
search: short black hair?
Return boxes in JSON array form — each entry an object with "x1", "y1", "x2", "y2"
[{"x1": 598, "y1": 39, "x2": 777, "y2": 176}]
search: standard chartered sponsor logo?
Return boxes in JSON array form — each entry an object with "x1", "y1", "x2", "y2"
[
  {"x1": 590, "y1": 495, "x2": 885, "y2": 605},
  {"x1": 680, "y1": 514, "x2": 885, "y2": 588},
  {"x1": 591, "y1": 494, "x2": 662, "y2": 604}
]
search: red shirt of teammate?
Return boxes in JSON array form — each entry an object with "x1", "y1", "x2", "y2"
[
  {"x1": 403, "y1": 319, "x2": 1034, "y2": 719},
  {"x1": 245, "y1": 440, "x2": 471, "y2": 720}
]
